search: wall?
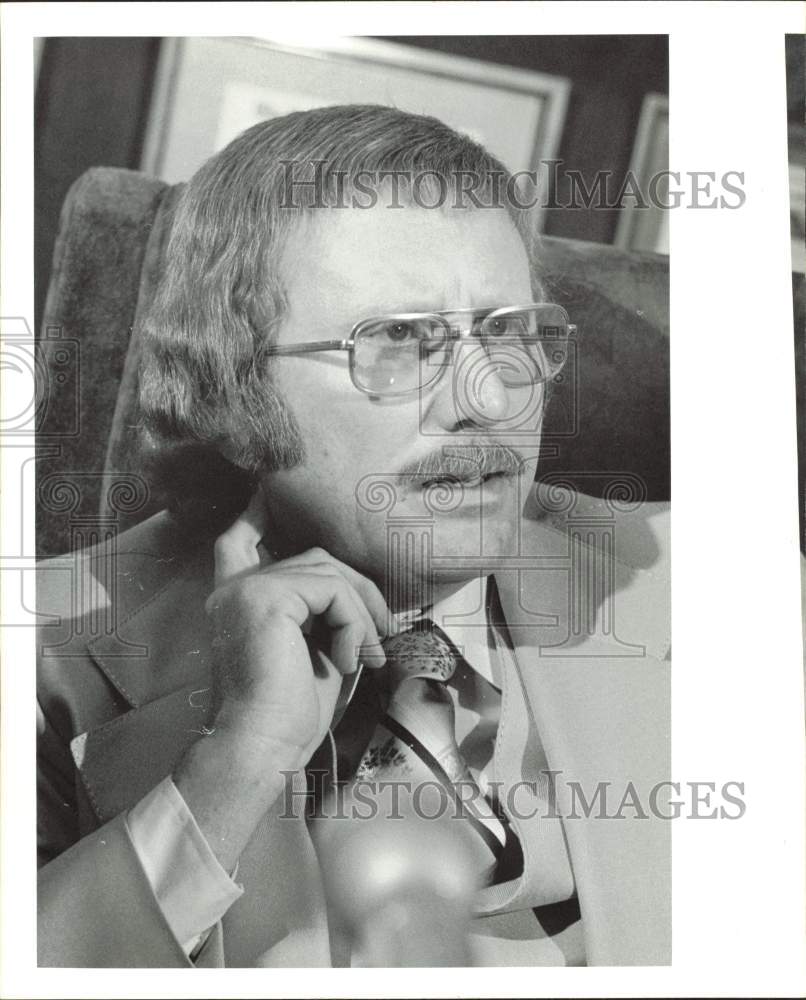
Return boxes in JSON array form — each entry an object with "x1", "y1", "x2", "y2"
[{"x1": 388, "y1": 35, "x2": 669, "y2": 244}]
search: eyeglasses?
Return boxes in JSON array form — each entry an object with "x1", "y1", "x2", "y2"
[{"x1": 263, "y1": 303, "x2": 574, "y2": 398}]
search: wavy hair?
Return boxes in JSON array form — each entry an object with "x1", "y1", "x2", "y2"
[{"x1": 138, "y1": 104, "x2": 543, "y2": 519}]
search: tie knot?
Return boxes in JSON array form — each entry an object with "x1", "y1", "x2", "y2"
[{"x1": 382, "y1": 619, "x2": 459, "y2": 685}]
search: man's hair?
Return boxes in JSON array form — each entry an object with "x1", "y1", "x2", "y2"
[{"x1": 138, "y1": 104, "x2": 542, "y2": 518}]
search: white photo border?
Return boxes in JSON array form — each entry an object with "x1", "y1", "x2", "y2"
[{"x1": 2, "y1": 2, "x2": 804, "y2": 998}]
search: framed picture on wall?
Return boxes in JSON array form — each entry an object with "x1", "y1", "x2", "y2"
[
  {"x1": 614, "y1": 92, "x2": 669, "y2": 255},
  {"x1": 141, "y1": 36, "x2": 571, "y2": 230}
]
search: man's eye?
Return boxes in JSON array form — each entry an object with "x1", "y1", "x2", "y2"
[
  {"x1": 486, "y1": 316, "x2": 517, "y2": 337},
  {"x1": 368, "y1": 319, "x2": 437, "y2": 344},
  {"x1": 384, "y1": 322, "x2": 419, "y2": 343}
]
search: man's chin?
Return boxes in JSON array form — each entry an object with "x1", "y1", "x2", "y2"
[
  {"x1": 430, "y1": 512, "x2": 520, "y2": 566},
  {"x1": 373, "y1": 514, "x2": 519, "y2": 609},
  {"x1": 356, "y1": 473, "x2": 528, "y2": 607}
]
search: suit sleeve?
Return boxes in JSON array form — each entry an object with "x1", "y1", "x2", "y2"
[{"x1": 37, "y1": 698, "x2": 197, "y2": 968}]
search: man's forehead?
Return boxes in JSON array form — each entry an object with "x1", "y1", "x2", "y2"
[{"x1": 278, "y1": 204, "x2": 532, "y2": 333}]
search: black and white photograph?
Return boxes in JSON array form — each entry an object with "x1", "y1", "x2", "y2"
[{"x1": 2, "y1": 3, "x2": 805, "y2": 997}]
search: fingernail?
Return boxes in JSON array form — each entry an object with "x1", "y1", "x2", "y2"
[{"x1": 361, "y1": 644, "x2": 387, "y2": 669}]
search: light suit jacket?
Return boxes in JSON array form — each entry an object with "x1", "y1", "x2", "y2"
[{"x1": 36, "y1": 486, "x2": 671, "y2": 967}]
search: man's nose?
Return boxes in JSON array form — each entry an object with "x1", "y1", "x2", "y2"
[{"x1": 444, "y1": 335, "x2": 511, "y2": 427}]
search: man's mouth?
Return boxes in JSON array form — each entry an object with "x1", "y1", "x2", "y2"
[
  {"x1": 398, "y1": 443, "x2": 526, "y2": 495},
  {"x1": 419, "y1": 469, "x2": 513, "y2": 490}
]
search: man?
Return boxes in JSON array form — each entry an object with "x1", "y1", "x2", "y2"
[{"x1": 36, "y1": 105, "x2": 670, "y2": 967}]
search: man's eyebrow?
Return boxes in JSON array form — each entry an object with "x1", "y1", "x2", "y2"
[
  {"x1": 307, "y1": 299, "x2": 445, "y2": 336},
  {"x1": 352, "y1": 299, "x2": 446, "y2": 317},
  {"x1": 328, "y1": 297, "x2": 512, "y2": 323}
]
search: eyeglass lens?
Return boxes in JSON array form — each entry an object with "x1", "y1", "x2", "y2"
[{"x1": 351, "y1": 305, "x2": 570, "y2": 396}]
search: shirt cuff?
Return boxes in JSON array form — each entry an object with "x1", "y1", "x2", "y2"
[{"x1": 127, "y1": 775, "x2": 244, "y2": 955}]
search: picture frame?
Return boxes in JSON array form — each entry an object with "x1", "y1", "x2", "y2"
[
  {"x1": 141, "y1": 36, "x2": 571, "y2": 230},
  {"x1": 614, "y1": 91, "x2": 669, "y2": 255}
]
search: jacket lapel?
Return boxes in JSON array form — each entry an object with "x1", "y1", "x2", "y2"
[
  {"x1": 86, "y1": 546, "x2": 215, "y2": 710},
  {"x1": 70, "y1": 682, "x2": 214, "y2": 824},
  {"x1": 496, "y1": 503, "x2": 671, "y2": 966},
  {"x1": 73, "y1": 530, "x2": 216, "y2": 821}
]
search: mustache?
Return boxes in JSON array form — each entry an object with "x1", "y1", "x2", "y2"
[{"x1": 396, "y1": 444, "x2": 526, "y2": 486}]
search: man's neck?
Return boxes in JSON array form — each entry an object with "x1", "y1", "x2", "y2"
[
  {"x1": 390, "y1": 574, "x2": 491, "y2": 623},
  {"x1": 384, "y1": 572, "x2": 487, "y2": 615}
]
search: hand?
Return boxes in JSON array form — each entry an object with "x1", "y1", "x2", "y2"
[
  {"x1": 174, "y1": 490, "x2": 394, "y2": 871},
  {"x1": 206, "y1": 489, "x2": 393, "y2": 765}
]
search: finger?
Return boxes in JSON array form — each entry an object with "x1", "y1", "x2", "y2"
[
  {"x1": 274, "y1": 572, "x2": 386, "y2": 673},
  {"x1": 214, "y1": 490, "x2": 269, "y2": 587},
  {"x1": 330, "y1": 621, "x2": 367, "y2": 676},
  {"x1": 253, "y1": 484, "x2": 283, "y2": 568},
  {"x1": 274, "y1": 567, "x2": 387, "y2": 669},
  {"x1": 265, "y1": 549, "x2": 396, "y2": 638},
  {"x1": 272, "y1": 565, "x2": 386, "y2": 638}
]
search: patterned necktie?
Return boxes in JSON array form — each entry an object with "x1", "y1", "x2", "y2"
[{"x1": 352, "y1": 619, "x2": 522, "y2": 885}]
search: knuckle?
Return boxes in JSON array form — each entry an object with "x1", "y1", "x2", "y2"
[
  {"x1": 208, "y1": 576, "x2": 262, "y2": 617},
  {"x1": 237, "y1": 578, "x2": 271, "y2": 615}
]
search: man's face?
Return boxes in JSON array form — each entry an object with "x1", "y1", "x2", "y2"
[{"x1": 260, "y1": 202, "x2": 541, "y2": 607}]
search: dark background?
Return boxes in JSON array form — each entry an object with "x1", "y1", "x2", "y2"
[{"x1": 34, "y1": 35, "x2": 669, "y2": 337}]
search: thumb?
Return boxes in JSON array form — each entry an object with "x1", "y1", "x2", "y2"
[{"x1": 213, "y1": 488, "x2": 269, "y2": 587}]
